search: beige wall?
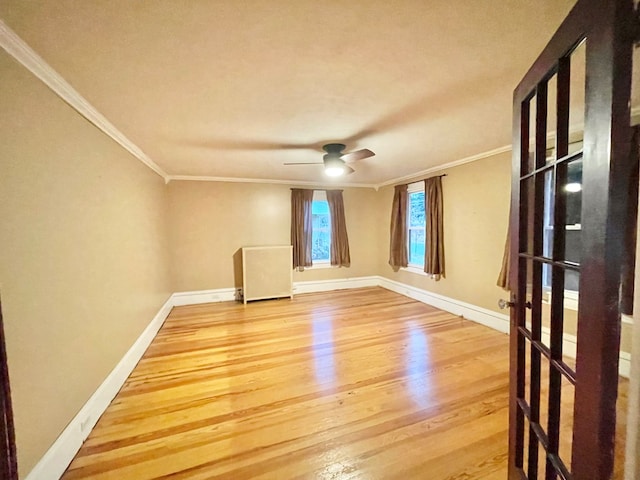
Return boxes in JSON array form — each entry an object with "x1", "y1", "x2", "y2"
[
  {"x1": 167, "y1": 181, "x2": 380, "y2": 292},
  {"x1": 376, "y1": 151, "x2": 512, "y2": 314},
  {"x1": 0, "y1": 52, "x2": 172, "y2": 476}
]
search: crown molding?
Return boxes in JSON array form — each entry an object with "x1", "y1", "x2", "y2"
[
  {"x1": 377, "y1": 144, "x2": 513, "y2": 188},
  {"x1": 0, "y1": 20, "x2": 169, "y2": 181},
  {"x1": 166, "y1": 175, "x2": 379, "y2": 189}
]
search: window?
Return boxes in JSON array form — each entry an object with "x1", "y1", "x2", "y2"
[
  {"x1": 311, "y1": 191, "x2": 331, "y2": 263},
  {"x1": 407, "y1": 183, "x2": 425, "y2": 267}
]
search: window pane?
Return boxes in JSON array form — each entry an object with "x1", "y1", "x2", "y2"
[
  {"x1": 311, "y1": 200, "x2": 331, "y2": 262},
  {"x1": 312, "y1": 199, "x2": 329, "y2": 215},
  {"x1": 407, "y1": 190, "x2": 426, "y2": 266},
  {"x1": 409, "y1": 192, "x2": 425, "y2": 227},
  {"x1": 408, "y1": 228, "x2": 425, "y2": 266}
]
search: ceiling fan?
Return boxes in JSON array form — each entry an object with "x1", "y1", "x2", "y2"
[{"x1": 284, "y1": 143, "x2": 375, "y2": 176}]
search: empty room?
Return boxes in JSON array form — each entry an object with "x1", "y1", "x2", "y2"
[{"x1": 1, "y1": 1, "x2": 639, "y2": 479}]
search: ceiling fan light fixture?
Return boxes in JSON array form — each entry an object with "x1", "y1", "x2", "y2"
[
  {"x1": 325, "y1": 165, "x2": 345, "y2": 177},
  {"x1": 324, "y1": 157, "x2": 345, "y2": 177}
]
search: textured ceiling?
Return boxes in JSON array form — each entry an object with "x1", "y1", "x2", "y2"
[{"x1": 1, "y1": 1, "x2": 586, "y2": 185}]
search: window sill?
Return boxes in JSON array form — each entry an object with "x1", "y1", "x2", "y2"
[
  {"x1": 401, "y1": 265, "x2": 429, "y2": 276},
  {"x1": 306, "y1": 262, "x2": 335, "y2": 270}
]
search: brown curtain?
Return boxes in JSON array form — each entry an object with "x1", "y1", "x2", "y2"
[
  {"x1": 389, "y1": 184, "x2": 408, "y2": 268},
  {"x1": 424, "y1": 177, "x2": 445, "y2": 279},
  {"x1": 497, "y1": 228, "x2": 510, "y2": 290},
  {"x1": 326, "y1": 190, "x2": 351, "y2": 267},
  {"x1": 291, "y1": 188, "x2": 314, "y2": 270}
]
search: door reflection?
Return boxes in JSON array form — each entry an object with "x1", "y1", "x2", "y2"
[
  {"x1": 405, "y1": 321, "x2": 431, "y2": 407},
  {"x1": 312, "y1": 316, "x2": 336, "y2": 385}
]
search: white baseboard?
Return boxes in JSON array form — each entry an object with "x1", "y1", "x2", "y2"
[
  {"x1": 619, "y1": 351, "x2": 632, "y2": 379},
  {"x1": 293, "y1": 276, "x2": 379, "y2": 294},
  {"x1": 25, "y1": 296, "x2": 174, "y2": 480},
  {"x1": 378, "y1": 276, "x2": 511, "y2": 334},
  {"x1": 171, "y1": 287, "x2": 237, "y2": 306}
]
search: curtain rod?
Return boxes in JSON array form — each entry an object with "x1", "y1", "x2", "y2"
[
  {"x1": 411, "y1": 173, "x2": 448, "y2": 181},
  {"x1": 291, "y1": 174, "x2": 448, "y2": 192},
  {"x1": 395, "y1": 173, "x2": 447, "y2": 189},
  {"x1": 408, "y1": 173, "x2": 447, "y2": 183},
  {"x1": 290, "y1": 188, "x2": 343, "y2": 191}
]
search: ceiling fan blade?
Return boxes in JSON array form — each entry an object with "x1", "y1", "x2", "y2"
[
  {"x1": 345, "y1": 166, "x2": 356, "y2": 175},
  {"x1": 283, "y1": 162, "x2": 324, "y2": 165},
  {"x1": 341, "y1": 148, "x2": 375, "y2": 163}
]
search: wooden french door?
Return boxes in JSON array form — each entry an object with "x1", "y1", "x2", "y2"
[
  {"x1": 508, "y1": 1, "x2": 636, "y2": 479},
  {"x1": 0, "y1": 296, "x2": 17, "y2": 479}
]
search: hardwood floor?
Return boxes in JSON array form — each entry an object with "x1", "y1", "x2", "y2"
[{"x1": 61, "y1": 287, "x2": 627, "y2": 479}]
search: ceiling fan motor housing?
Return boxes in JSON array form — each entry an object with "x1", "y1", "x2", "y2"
[{"x1": 322, "y1": 143, "x2": 346, "y2": 155}]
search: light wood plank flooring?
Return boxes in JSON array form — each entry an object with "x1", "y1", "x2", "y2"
[{"x1": 62, "y1": 287, "x2": 627, "y2": 479}]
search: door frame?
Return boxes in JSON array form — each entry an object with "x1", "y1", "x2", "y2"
[
  {"x1": 508, "y1": 0, "x2": 636, "y2": 478},
  {"x1": 0, "y1": 296, "x2": 17, "y2": 479}
]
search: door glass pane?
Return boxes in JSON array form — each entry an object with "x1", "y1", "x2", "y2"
[
  {"x1": 522, "y1": 177, "x2": 536, "y2": 254},
  {"x1": 523, "y1": 338, "x2": 531, "y2": 409},
  {"x1": 562, "y1": 269, "x2": 579, "y2": 374},
  {"x1": 528, "y1": 346, "x2": 543, "y2": 469},
  {"x1": 541, "y1": 298, "x2": 552, "y2": 351},
  {"x1": 525, "y1": 258, "x2": 534, "y2": 333},
  {"x1": 525, "y1": 95, "x2": 537, "y2": 174},
  {"x1": 543, "y1": 265, "x2": 567, "y2": 353},
  {"x1": 530, "y1": 261, "x2": 543, "y2": 341},
  {"x1": 569, "y1": 40, "x2": 586, "y2": 137},
  {"x1": 523, "y1": 416, "x2": 531, "y2": 475},
  {"x1": 564, "y1": 158, "x2": 582, "y2": 266},
  {"x1": 558, "y1": 376, "x2": 576, "y2": 470},
  {"x1": 546, "y1": 74, "x2": 558, "y2": 164},
  {"x1": 543, "y1": 169, "x2": 555, "y2": 260},
  {"x1": 545, "y1": 366, "x2": 563, "y2": 480},
  {"x1": 539, "y1": 357, "x2": 551, "y2": 436}
]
